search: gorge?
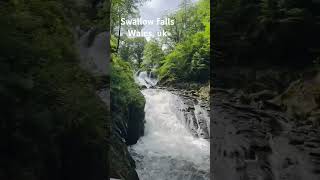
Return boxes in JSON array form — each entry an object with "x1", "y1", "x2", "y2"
[{"x1": 130, "y1": 72, "x2": 210, "y2": 180}]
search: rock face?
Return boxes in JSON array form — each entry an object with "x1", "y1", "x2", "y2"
[
  {"x1": 109, "y1": 100, "x2": 144, "y2": 180},
  {"x1": 210, "y1": 68, "x2": 320, "y2": 180},
  {"x1": 213, "y1": 67, "x2": 300, "y2": 93},
  {"x1": 169, "y1": 88, "x2": 210, "y2": 140},
  {"x1": 109, "y1": 131, "x2": 140, "y2": 180},
  {"x1": 77, "y1": 28, "x2": 110, "y2": 77},
  {"x1": 77, "y1": 29, "x2": 143, "y2": 180},
  {"x1": 127, "y1": 103, "x2": 145, "y2": 145},
  {"x1": 270, "y1": 72, "x2": 320, "y2": 120}
]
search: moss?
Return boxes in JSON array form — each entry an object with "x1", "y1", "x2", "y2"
[
  {"x1": 198, "y1": 84, "x2": 210, "y2": 101},
  {"x1": 111, "y1": 55, "x2": 145, "y2": 110},
  {"x1": 110, "y1": 55, "x2": 145, "y2": 179},
  {"x1": 0, "y1": 1, "x2": 110, "y2": 179}
]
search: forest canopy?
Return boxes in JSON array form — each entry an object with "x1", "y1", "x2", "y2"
[
  {"x1": 115, "y1": 0, "x2": 210, "y2": 84},
  {"x1": 213, "y1": 0, "x2": 320, "y2": 67}
]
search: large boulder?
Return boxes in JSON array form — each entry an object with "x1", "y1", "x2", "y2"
[
  {"x1": 127, "y1": 103, "x2": 145, "y2": 145},
  {"x1": 109, "y1": 133, "x2": 139, "y2": 180},
  {"x1": 270, "y1": 72, "x2": 320, "y2": 119}
]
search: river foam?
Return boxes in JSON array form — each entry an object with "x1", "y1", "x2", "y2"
[{"x1": 129, "y1": 89, "x2": 210, "y2": 180}]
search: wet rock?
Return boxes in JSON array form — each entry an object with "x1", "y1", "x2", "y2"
[
  {"x1": 305, "y1": 143, "x2": 318, "y2": 149},
  {"x1": 109, "y1": 133, "x2": 139, "y2": 180},
  {"x1": 213, "y1": 67, "x2": 300, "y2": 93},
  {"x1": 170, "y1": 89, "x2": 210, "y2": 139},
  {"x1": 211, "y1": 89, "x2": 320, "y2": 180},
  {"x1": 249, "y1": 90, "x2": 277, "y2": 102},
  {"x1": 282, "y1": 157, "x2": 295, "y2": 168},
  {"x1": 78, "y1": 30, "x2": 110, "y2": 76},
  {"x1": 289, "y1": 137, "x2": 305, "y2": 145},
  {"x1": 76, "y1": 27, "x2": 143, "y2": 179},
  {"x1": 308, "y1": 110, "x2": 320, "y2": 128},
  {"x1": 270, "y1": 73, "x2": 320, "y2": 119},
  {"x1": 187, "y1": 106, "x2": 195, "y2": 112},
  {"x1": 139, "y1": 85, "x2": 147, "y2": 89},
  {"x1": 127, "y1": 103, "x2": 145, "y2": 145},
  {"x1": 310, "y1": 151, "x2": 320, "y2": 158},
  {"x1": 127, "y1": 170, "x2": 140, "y2": 180}
]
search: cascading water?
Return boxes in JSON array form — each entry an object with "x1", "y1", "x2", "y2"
[
  {"x1": 130, "y1": 72, "x2": 210, "y2": 180},
  {"x1": 134, "y1": 71, "x2": 158, "y2": 88},
  {"x1": 194, "y1": 104, "x2": 210, "y2": 136}
]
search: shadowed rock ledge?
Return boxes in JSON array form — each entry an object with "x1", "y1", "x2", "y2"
[
  {"x1": 77, "y1": 28, "x2": 144, "y2": 180},
  {"x1": 211, "y1": 68, "x2": 320, "y2": 180}
]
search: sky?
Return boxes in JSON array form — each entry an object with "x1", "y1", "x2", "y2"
[{"x1": 138, "y1": 0, "x2": 198, "y2": 37}]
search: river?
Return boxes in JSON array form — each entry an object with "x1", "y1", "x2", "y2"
[{"x1": 130, "y1": 72, "x2": 210, "y2": 180}]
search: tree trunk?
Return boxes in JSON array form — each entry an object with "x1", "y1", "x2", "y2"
[{"x1": 116, "y1": 10, "x2": 121, "y2": 53}]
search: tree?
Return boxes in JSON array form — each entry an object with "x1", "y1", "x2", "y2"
[
  {"x1": 111, "y1": 0, "x2": 148, "y2": 53},
  {"x1": 161, "y1": 0, "x2": 208, "y2": 51},
  {"x1": 157, "y1": 0, "x2": 210, "y2": 83},
  {"x1": 119, "y1": 36, "x2": 147, "y2": 68},
  {"x1": 179, "y1": 0, "x2": 192, "y2": 29},
  {"x1": 131, "y1": 37, "x2": 147, "y2": 66},
  {"x1": 142, "y1": 39, "x2": 164, "y2": 70}
]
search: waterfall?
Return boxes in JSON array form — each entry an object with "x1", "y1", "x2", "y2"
[
  {"x1": 129, "y1": 88, "x2": 210, "y2": 180},
  {"x1": 194, "y1": 104, "x2": 210, "y2": 136},
  {"x1": 134, "y1": 71, "x2": 158, "y2": 88}
]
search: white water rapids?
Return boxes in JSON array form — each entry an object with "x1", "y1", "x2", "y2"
[
  {"x1": 134, "y1": 71, "x2": 158, "y2": 88},
  {"x1": 129, "y1": 72, "x2": 210, "y2": 180}
]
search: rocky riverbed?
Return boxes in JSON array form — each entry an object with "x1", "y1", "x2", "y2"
[
  {"x1": 129, "y1": 88, "x2": 210, "y2": 180},
  {"x1": 165, "y1": 87, "x2": 210, "y2": 140},
  {"x1": 211, "y1": 88, "x2": 320, "y2": 180}
]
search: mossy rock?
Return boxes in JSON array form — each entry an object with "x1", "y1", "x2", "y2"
[{"x1": 270, "y1": 72, "x2": 320, "y2": 119}]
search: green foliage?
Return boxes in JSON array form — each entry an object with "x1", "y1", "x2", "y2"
[
  {"x1": 119, "y1": 36, "x2": 147, "y2": 68},
  {"x1": 112, "y1": 0, "x2": 210, "y2": 86},
  {"x1": 109, "y1": 2, "x2": 147, "y2": 173},
  {"x1": 97, "y1": 0, "x2": 112, "y2": 31},
  {"x1": 142, "y1": 39, "x2": 164, "y2": 70},
  {"x1": 158, "y1": 30, "x2": 210, "y2": 83},
  {"x1": 0, "y1": 1, "x2": 109, "y2": 179},
  {"x1": 161, "y1": 0, "x2": 208, "y2": 50},
  {"x1": 111, "y1": 0, "x2": 148, "y2": 53},
  {"x1": 110, "y1": 54, "x2": 145, "y2": 148},
  {"x1": 111, "y1": 55, "x2": 145, "y2": 109},
  {"x1": 157, "y1": 0, "x2": 210, "y2": 84},
  {"x1": 213, "y1": 0, "x2": 320, "y2": 66},
  {"x1": 111, "y1": 0, "x2": 141, "y2": 31}
]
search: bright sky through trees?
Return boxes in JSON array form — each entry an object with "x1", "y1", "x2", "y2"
[{"x1": 139, "y1": 0, "x2": 198, "y2": 37}]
